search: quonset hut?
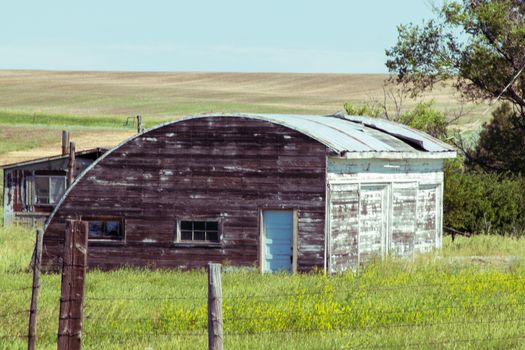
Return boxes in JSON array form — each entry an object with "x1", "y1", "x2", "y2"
[{"x1": 41, "y1": 113, "x2": 456, "y2": 273}]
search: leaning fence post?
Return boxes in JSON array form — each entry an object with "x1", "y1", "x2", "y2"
[
  {"x1": 57, "y1": 220, "x2": 88, "y2": 350},
  {"x1": 28, "y1": 228, "x2": 44, "y2": 350},
  {"x1": 207, "y1": 263, "x2": 223, "y2": 350}
]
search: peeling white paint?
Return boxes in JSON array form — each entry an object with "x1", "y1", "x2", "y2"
[
  {"x1": 224, "y1": 165, "x2": 259, "y2": 172},
  {"x1": 88, "y1": 176, "x2": 132, "y2": 187}
]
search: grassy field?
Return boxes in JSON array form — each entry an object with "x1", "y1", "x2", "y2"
[
  {"x1": 0, "y1": 70, "x2": 489, "y2": 167},
  {"x1": 1, "y1": 226, "x2": 524, "y2": 349}
]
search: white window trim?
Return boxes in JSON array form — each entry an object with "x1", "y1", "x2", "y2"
[
  {"x1": 33, "y1": 175, "x2": 66, "y2": 205},
  {"x1": 175, "y1": 219, "x2": 221, "y2": 243}
]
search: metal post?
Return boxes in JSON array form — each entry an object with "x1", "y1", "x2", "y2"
[
  {"x1": 207, "y1": 263, "x2": 223, "y2": 350},
  {"x1": 57, "y1": 220, "x2": 88, "y2": 350},
  {"x1": 27, "y1": 228, "x2": 44, "y2": 350}
]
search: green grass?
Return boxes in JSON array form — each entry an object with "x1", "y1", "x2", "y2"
[
  {"x1": 1, "y1": 226, "x2": 525, "y2": 349},
  {"x1": 0, "y1": 111, "x2": 172, "y2": 130},
  {"x1": 0, "y1": 127, "x2": 67, "y2": 157}
]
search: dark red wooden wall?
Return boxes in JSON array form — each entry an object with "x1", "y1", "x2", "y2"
[{"x1": 43, "y1": 117, "x2": 328, "y2": 271}]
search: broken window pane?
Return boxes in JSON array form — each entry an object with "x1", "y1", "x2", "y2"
[
  {"x1": 88, "y1": 219, "x2": 123, "y2": 240},
  {"x1": 49, "y1": 177, "x2": 66, "y2": 204},
  {"x1": 35, "y1": 177, "x2": 50, "y2": 204},
  {"x1": 105, "y1": 221, "x2": 120, "y2": 237},
  {"x1": 88, "y1": 221, "x2": 104, "y2": 238}
]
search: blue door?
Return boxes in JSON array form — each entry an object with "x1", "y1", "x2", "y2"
[{"x1": 263, "y1": 210, "x2": 294, "y2": 272}]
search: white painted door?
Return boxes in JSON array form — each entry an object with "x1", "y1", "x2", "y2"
[{"x1": 358, "y1": 185, "x2": 388, "y2": 265}]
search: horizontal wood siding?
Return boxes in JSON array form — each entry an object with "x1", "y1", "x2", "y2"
[{"x1": 43, "y1": 117, "x2": 327, "y2": 271}]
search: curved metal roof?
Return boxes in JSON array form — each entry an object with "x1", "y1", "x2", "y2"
[
  {"x1": 44, "y1": 112, "x2": 455, "y2": 230},
  {"x1": 174, "y1": 113, "x2": 456, "y2": 157}
]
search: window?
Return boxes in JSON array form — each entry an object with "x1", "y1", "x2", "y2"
[
  {"x1": 179, "y1": 220, "x2": 219, "y2": 242},
  {"x1": 34, "y1": 176, "x2": 66, "y2": 205},
  {"x1": 87, "y1": 219, "x2": 123, "y2": 240}
]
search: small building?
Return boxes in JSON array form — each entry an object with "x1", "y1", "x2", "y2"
[
  {"x1": 42, "y1": 113, "x2": 455, "y2": 272},
  {"x1": 2, "y1": 148, "x2": 106, "y2": 227}
]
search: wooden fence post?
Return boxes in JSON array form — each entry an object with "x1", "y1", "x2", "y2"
[
  {"x1": 61, "y1": 131, "x2": 70, "y2": 156},
  {"x1": 67, "y1": 142, "x2": 76, "y2": 188},
  {"x1": 136, "y1": 114, "x2": 142, "y2": 134},
  {"x1": 207, "y1": 263, "x2": 223, "y2": 350},
  {"x1": 27, "y1": 228, "x2": 44, "y2": 350},
  {"x1": 57, "y1": 220, "x2": 88, "y2": 350}
]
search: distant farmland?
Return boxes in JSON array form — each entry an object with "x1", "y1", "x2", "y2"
[{"x1": 0, "y1": 70, "x2": 487, "y2": 165}]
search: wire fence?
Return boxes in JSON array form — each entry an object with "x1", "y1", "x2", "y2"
[{"x1": 2, "y1": 252, "x2": 525, "y2": 350}]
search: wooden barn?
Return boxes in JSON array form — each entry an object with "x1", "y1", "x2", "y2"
[
  {"x1": 2, "y1": 147, "x2": 106, "y2": 227},
  {"x1": 41, "y1": 113, "x2": 456, "y2": 273}
]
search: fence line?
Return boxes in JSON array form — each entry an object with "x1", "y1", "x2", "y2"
[
  {"x1": 359, "y1": 334, "x2": 525, "y2": 350},
  {"x1": 222, "y1": 275, "x2": 525, "y2": 299}
]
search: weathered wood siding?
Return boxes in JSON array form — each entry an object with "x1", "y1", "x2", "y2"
[
  {"x1": 3, "y1": 157, "x2": 93, "y2": 226},
  {"x1": 43, "y1": 117, "x2": 327, "y2": 271},
  {"x1": 328, "y1": 183, "x2": 358, "y2": 272},
  {"x1": 328, "y1": 157, "x2": 444, "y2": 272}
]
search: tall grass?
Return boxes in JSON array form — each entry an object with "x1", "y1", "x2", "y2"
[{"x1": 0, "y1": 226, "x2": 524, "y2": 349}]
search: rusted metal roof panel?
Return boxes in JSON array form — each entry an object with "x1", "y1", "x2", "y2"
[{"x1": 1, "y1": 148, "x2": 107, "y2": 169}]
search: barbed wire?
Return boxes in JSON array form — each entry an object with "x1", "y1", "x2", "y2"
[
  {"x1": 223, "y1": 314, "x2": 525, "y2": 336},
  {"x1": 360, "y1": 334, "x2": 525, "y2": 350},
  {"x1": 83, "y1": 329, "x2": 207, "y2": 337},
  {"x1": 85, "y1": 294, "x2": 206, "y2": 302},
  {"x1": 0, "y1": 310, "x2": 29, "y2": 319},
  {"x1": 223, "y1": 275, "x2": 525, "y2": 299},
  {"x1": 0, "y1": 286, "x2": 33, "y2": 295}
]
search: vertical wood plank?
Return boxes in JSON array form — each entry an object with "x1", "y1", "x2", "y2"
[
  {"x1": 207, "y1": 263, "x2": 223, "y2": 350},
  {"x1": 57, "y1": 220, "x2": 88, "y2": 350},
  {"x1": 67, "y1": 143, "x2": 76, "y2": 188},
  {"x1": 28, "y1": 228, "x2": 43, "y2": 350},
  {"x1": 61, "y1": 131, "x2": 70, "y2": 156},
  {"x1": 292, "y1": 209, "x2": 298, "y2": 273},
  {"x1": 136, "y1": 115, "x2": 143, "y2": 133}
]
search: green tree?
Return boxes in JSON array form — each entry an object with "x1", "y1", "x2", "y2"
[
  {"x1": 344, "y1": 100, "x2": 449, "y2": 141},
  {"x1": 467, "y1": 102, "x2": 525, "y2": 173},
  {"x1": 386, "y1": 0, "x2": 525, "y2": 119},
  {"x1": 399, "y1": 101, "x2": 449, "y2": 140}
]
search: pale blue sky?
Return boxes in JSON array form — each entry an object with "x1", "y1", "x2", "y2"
[{"x1": 0, "y1": 1, "x2": 435, "y2": 73}]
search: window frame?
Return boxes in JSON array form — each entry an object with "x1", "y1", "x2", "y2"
[
  {"x1": 84, "y1": 216, "x2": 125, "y2": 243},
  {"x1": 33, "y1": 175, "x2": 67, "y2": 206},
  {"x1": 175, "y1": 218, "x2": 222, "y2": 245}
]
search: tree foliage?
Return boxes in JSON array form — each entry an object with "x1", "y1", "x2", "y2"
[
  {"x1": 444, "y1": 160, "x2": 525, "y2": 235},
  {"x1": 467, "y1": 102, "x2": 525, "y2": 172},
  {"x1": 386, "y1": 0, "x2": 525, "y2": 119},
  {"x1": 344, "y1": 100, "x2": 449, "y2": 140}
]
